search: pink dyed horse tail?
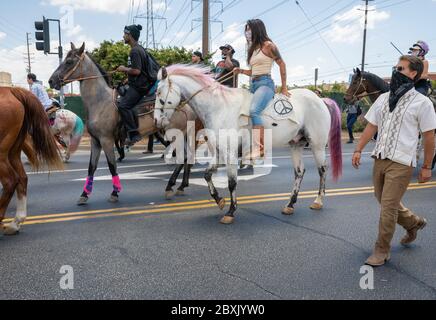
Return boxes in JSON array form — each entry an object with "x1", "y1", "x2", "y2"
[
  {"x1": 322, "y1": 98, "x2": 343, "y2": 181},
  {"x1": 69, "y1": 115, "x2": 84, "y2": 154}
]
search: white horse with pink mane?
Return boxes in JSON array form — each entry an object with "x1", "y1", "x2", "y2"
[{"x1": 154, "y1": 64, "x2": 342, "y2": 224}]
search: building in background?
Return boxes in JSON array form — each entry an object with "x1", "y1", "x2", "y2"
[{"x1": 0, "y1": 72, "x2": 12, "y2": 87}]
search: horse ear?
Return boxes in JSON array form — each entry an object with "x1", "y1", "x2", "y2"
[
  {"x1": 78, "y1": 42, "x2": 85, "y2": 55},
  {"x1": 160, "y1": 67, "x2": 168, "y2": 80},
  {"x1": 353, "y1": 68, "x2": 356, "y2": 74},
  {"x1": 71, "y1": 42, "x2": 76, "y2": 50},
  {"x1": 356, "y1": 67, "x2": 361, "y2": 75}
]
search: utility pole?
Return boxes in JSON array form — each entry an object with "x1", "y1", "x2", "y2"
[
  {"x1": 314, "y1": 68, "x2": 319, "y2": 90},
  {"x1": 26, "y1": 32, "x2": 33, "y2": 90},
  {"x1": 26, "y1": 33, "x2": 32, "y2": 74},
  {"x1": 360, "y1": 0, "x2": 374, "y2": 72},
  {"x1": 202, "y1": 0, "x2": 209, "y2": 55}
]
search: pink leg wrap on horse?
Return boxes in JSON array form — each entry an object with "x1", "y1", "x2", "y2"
[
  {"x1": 83, "y1": 176, "x2": 94, "y2": 195},
  {"x1": 112, "y1": 175, "x2": 122, "y2": 193}
]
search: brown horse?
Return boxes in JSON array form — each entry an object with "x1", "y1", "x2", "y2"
[
  {"x1": 0, "y1": 87, "x2": 63, "y2": 235},
  {"x1": 344, "y1": 68, "x2": 389, "y2": 105}
]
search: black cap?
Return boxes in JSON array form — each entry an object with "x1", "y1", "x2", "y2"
[
  {"x1": 124, "y1": 24, "x2": 143, "y2": 41},
  {"x1": 193, "y1": 51, "x2": 204, "y2": 61},
  {"x1": 219, "y1": 44, "x2": 235, "y2": 54}
]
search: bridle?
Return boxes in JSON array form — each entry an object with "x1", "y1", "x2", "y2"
[
  {"x1": 59, "y1": 53, "x2": 115, "y2": 86},
  {"x1": 347, "y1": 75, "x2": 382, "y2": 101}
]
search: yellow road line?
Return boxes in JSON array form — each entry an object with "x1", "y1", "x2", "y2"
[
  {"x1": 13, "y1": 183, "x2": 436, "y2": 226},
  {"x1": 5, "y1": 181, "x2": 435, "y2": 223}
]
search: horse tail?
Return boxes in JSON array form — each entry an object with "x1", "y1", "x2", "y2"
[
  {"x1": 323, "y1": 98, "x2": 342, "y2": 181},
  {"x1": 10, "y1": 87, "x2": 63, "y2": 171},
  {"x1": 69, "y1": 115, "x2": 84, "y2": 154}
]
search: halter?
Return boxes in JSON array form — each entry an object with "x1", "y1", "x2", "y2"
[
  {"x1": 155, "y1": 69, "x2": 235, "y2": 113},
  {"x1": 347, "y1": 76, "x2": 382, "y2": 101},
  {"x1": 60, "y1": 53, "x2": 115, "y2": 85}
]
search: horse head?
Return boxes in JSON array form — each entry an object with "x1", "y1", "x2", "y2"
[
  {"x1": 344, "y1": 68, "x2": 366, "y2": 104},
  {"x1": 154, "y1": 67, "x2": 183, "y2": 129},
  {"x1": 48, "y1": 42, "x2": 86, "y2": 90}
]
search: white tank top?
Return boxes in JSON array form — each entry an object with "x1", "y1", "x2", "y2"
[{"x1": 250, "y1": 48, "x2": 274, "y2": 76}]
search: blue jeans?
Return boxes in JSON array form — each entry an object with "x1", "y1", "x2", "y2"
[
  {"x1": 250, "y1": 76, "x2": 275, "y2": 126},
  {"x1": 347, "y1": 113, "x2": 358, "y2": 140}
]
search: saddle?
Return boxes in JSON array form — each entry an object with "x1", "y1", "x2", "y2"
[
  {"x1": 116, "y1": 86, "x2": 156, "y2": 117},
  {"x1": 239, "y1": 93, "x2": 299, "y2": 127}
]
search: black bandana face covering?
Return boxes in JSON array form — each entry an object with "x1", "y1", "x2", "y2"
[{"x1": 389, "y1": 69, "x2": 414, "y2": 112}]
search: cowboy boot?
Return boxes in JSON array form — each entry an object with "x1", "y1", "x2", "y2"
[
  {"x1": 400, "y1": 217, "x2": 427, "y2": 245},
  {"x1": 365, "y1": 246, "x2": 391, "y2": 267},
  {"x1": 244, "y1": 125, "x2": 265, "y2": 161}
]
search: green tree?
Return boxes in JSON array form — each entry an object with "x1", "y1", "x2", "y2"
[{"x1": 91, "y1": 41, "x2": 214, "y2": 86}]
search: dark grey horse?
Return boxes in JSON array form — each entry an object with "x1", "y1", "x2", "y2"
[{"x1": 49, "y1": 43, "x2": 158, "y2": 205}]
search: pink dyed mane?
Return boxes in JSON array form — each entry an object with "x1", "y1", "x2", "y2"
[{"x1": 166, "y1": 64, "x2": 232, "y2": 93}]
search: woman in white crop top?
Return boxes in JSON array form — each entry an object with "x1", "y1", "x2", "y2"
[{"x1": 233, "y1": 19, "x2": 289, "y2": 159}]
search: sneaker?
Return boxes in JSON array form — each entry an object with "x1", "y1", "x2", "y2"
[{"x1": 346, "y1": 140, "x2": 354, "y2": 144}]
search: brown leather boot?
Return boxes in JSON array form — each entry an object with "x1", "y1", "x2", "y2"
[
  {"x1": 365, "y1": 247, "x2": 390, "y2": 267},
  {"x1": 400, "y1": 217, "x2": 427, "y2": 245}
]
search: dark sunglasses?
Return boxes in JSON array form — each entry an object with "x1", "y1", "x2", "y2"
[{"x1": 393, "y1": 66, "x2": 406, "y2": 72}]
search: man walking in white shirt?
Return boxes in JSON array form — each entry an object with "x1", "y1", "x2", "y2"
[
  {"x1": 352, "y1": 55, "x2": 436, "y2": 267},
  {"x1": 27, "y1": 73, "x2": 53, "y2": 111}
]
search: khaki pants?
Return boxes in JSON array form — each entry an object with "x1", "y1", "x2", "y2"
[{"x1": 373, "y1": 159, "x2": 420, "y2": 253}]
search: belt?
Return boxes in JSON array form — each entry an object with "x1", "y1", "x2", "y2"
[{"x1": 251, "y1": 74, "x2": 271, "y2": 81}]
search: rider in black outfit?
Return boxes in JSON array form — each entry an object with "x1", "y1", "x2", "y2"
[{"x1": 117, "y1": 24, "x2": 155, "y2": 145}]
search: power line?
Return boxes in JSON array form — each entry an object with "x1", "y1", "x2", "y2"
[{"x1": 294, "y1": 0, "x2": 347, "y2": 72}]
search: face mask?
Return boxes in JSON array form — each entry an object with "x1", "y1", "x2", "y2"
[
  {"x1": 245, "y1": 30, "x2": 252, "y2": 43},
  {"x1": 388, "y1": 69, "x2": 414, "y2": 112}
]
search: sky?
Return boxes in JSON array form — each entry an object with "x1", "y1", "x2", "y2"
[{"x1": 0, "y1": 0, "x2": 435, "y2": 92}]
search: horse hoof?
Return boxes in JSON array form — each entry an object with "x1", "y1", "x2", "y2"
[
  {"x1": 310, "y1": 203, "x2": 323, "y2": 211},
  {"x1": 220, "y1": 216, "x2": 234, "y2": 225},
  {"x1": 77, "y1": 196, "x2": 88, "y2": 206},
  {"x1": 2, "y1": 223, "x2": 19, "y2": 236},
  {"x1": 165, "y1": 190, "x2": 174, "y2": 200},
  {"x1": 282, "y1": 207, "x2": 294, "y2": 215},
  {"x1": 108, "y1": 195, "x2": 119, "y2": 203},
  {"x1": 175, "y1": 190, "x2": 185, "y2": 196},
  {"x1": 218, "y1": 198, "x2": 226, "y2": 210}
]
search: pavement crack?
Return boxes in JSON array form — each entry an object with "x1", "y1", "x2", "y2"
[
  {"x1": 242, "y1": 207, "x2": 436, "y2": 297},
  {"x1": 212, "y1": 263, "x2": 283, "y2": 300}
]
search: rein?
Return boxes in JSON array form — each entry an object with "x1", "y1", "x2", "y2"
[
  {"x1": 61, "y1": 53, "x2": 117, "y2": 85},
  {"x1": 348, "y1": 76, "x2": 382, "y2": 101},
  {"x1": 156, "y1": 69, "x2": 236, "y2": 112}
]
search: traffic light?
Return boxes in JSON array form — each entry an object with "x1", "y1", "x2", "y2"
[{"x1": 35, "y1": 16, "x2": 50, "y2": 54}]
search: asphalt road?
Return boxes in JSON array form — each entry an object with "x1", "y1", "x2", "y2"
[{"x1": 1, "y1": 142, "x2": 435, "y2": 300}]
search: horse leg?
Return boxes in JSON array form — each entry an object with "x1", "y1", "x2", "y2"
[
  {"x1": 165, "y1": 164, "x2": 184, "y2": 199},
  {"x1": 78, "y1": 137, "x2": 102, "y2": 205},
  {"x1": 3, "y1": 150, "x2": 28, "y2": 235},
  {"x1": 220, "y1": 164, "x2": 238, "y2": 225},
  {"x1": 204, "y1": 164, "x2": 225, "y2": 210},
  {"x1": 282, "y1": 145, "x2": 306, "y2": 215},
  {"x1": 101, "y1": 138, "x2": 121, "y2": 203},
  {"x1": 176, "y1": 163, "x2": 193, "y2": 196},
  {"x1": 0, "y1": 157, "x2": 19, "y2": 234},
  {"x1": 176, "y1": 142, "x2": 191, "y2": 196},
  {"x1": 310, "y1": 145, "x2": 328, "y2": 211}
]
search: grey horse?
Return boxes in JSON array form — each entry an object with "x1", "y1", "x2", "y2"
[{"x1": 49, "y1": 43, "x2": 158, "y2": 205}]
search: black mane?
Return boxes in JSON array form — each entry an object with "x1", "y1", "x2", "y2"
[
  {"x1": 86, "y1": 52, "x2": 112, "y2": 87},
  {"x1": 362, "y1": 71, "x2": 390, "y2": 93}
]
